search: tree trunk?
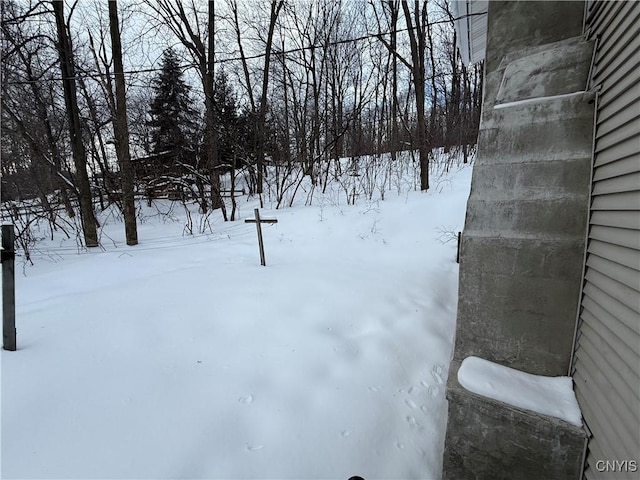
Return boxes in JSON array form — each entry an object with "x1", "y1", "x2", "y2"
[
  {"x1": 230, "y1": 0, "x2": 258, "y2": 196},
  {"x1": 390, "y1": 1, "x2": 399, "y2": 162},
  {"x1": 256, "y1": 1, "x2": 283, "y2": 197},
  {"x1": 108, "y1": 0, "x2": 138, "y2": 245},
  {"x1": 52, "y1": 0, "x2": 98, "y2": 246},
  {"x1": 232, "y1": 0, "x2": 256, "y2": 113},
  {"x1": 425, "y1": 4, "x2": 439, "y2": 151},
  {"x1": 280, "y1": 39, "x2": 292, "y2": 166},
  {"x1": 206, "y1": 0, "x2": 223, "y2": 213},
  {"x1": 401, "y1": 0, "x2": 429, "y2": 191}
]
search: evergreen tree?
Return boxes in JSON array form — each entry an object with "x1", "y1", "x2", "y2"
[
  {"x1": 213, "y1": 69, "x2": 240, "y2": 168},
  {"x1": 148, "y1": 48, "x2": 198, "y2": 160}
]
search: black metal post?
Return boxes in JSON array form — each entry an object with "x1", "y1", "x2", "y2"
[{"x1": 2, "y1": 224, "x2": 16, "y2": 351}]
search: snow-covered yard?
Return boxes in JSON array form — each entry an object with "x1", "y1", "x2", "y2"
[{"x1": 1, "y1": 160, "x2": 472, "y2": 479}]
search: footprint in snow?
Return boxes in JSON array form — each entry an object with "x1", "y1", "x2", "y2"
[
  {"x1": 238, "y1": 395, "x2": 254, "y2": 404},
  {"x1": 405, "y1": 398, "x2": 418, "y2": 409},
  {"x1": 431, "y1": 365, "x2": 444, "y2": 385},
  {"x1": 428, "y1": 385, "x2": 440, "y2": 398},
  {"x1": 245, "y1": 444, "x2": 264, "y2": 452},
  {"x1": 406, "y1": 415, "x2": 421, "y2": 428}
]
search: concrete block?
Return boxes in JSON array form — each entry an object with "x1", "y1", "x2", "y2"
[
  {"x1": 459, "y1": 234, "x2": 585, "y2": 282},
  {"x1": 476, "y1": 129, "x2": 593, "y2": 172},
  {"x1": 484, "y1": 1, "x2": 585, "y2": 73},
  {"x1": 476, "y1": 128, "x2": 593, "y2": 166},
  {"x1": 484, "y1": 92, "x2": 596, "y2": 129},
  {"x1": 497, "y1": 36, "x2": 590, "y2": 74},
  {"x1": 443, "y1": 361, "x2": 588, "y2": 480},
  {"x1": 468, "y1": 160, "x2": 592, "y2": 202},
  {"x1": 464, "y1": 197, "x2": 590, "y2": 238},
  {"x1": 455, "y1": 267, "x2": 581, "y2": 376},
  {"x1": 495, "y1": 40, "x2": 594, "y2": 104}
]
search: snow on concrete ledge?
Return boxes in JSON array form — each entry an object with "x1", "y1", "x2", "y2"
[{"x1": 457, "y1": 356, "x2": 583, "y2": 427}]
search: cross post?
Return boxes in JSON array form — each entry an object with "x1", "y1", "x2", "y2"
[{"x1": 245, "y1": 208, "x2": 278, "y2": 266}]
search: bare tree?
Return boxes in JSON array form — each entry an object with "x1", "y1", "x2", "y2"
[
  {"x1": 373, "y1": 0, "x2": 431, "y2": 190},
  {"x1": 228, "y1": 0, "x2": 255, "y2": 112},
  {"x1": 389, "y1": 1, "x2": 400, "y2": 162},
  {"x1": 401, "y1": 0, "x2": 429, "y2": 191},
  {"x1": 255, "y1": 0, "x2": 284, "y2": 199},
  {"x1": 423, "y1": 3, "x2": 440, "y2": 153},
  {"x1": 3, "y1": 0, "x2": 484, "y2": 244},
  {"x1": 52, "y1": 0, "x2": 99, "y2": 246},
  {"x1": 205, "y1": 0, "x2": 222, "y2": 211},
  {"x1": 108, "y1": 0, "x2": 137, "y2": 245},
  {"x1": 1, "y1": 1, "x2": 76, "y2": 218}
]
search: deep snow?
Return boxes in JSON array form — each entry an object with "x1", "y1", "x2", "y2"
[{"x1": 1, "y1": 161, "x2": 472, "y2": 479}]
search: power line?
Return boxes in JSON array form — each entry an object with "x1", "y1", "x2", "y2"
[{"x1": 2, "y1": 12, "x2": 485, "y2": 86}]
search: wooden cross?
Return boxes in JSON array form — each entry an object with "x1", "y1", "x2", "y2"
[{"x1": 245, "y1": 208, "x2": 278, "y2": 266}]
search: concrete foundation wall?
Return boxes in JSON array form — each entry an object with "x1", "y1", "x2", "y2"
[
  {"x1": 443, "y1": 1, "x2": 594, "y2": 478},
  {"x1": 454, "y1": 90, "x2": 594, "y2": 376},
  {"x1": 451, "y1": 15, "x2": 594, "y2": 378}
]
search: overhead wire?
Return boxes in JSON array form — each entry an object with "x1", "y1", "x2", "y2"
[{"x1": 2, "y1": 12, "x2": 486, "y2": 86}]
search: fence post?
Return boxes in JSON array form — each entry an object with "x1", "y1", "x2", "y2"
[
  {"x1": 456, "y1": 231, "x2": 462, "y2": 264},
  {"x1": 2, "y1": 224, "x2": 16, "y2": 351}
]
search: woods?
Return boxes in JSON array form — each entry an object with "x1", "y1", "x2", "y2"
[{"x1": 1, "y1": 0, "x2": 482, "y2": 249}]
